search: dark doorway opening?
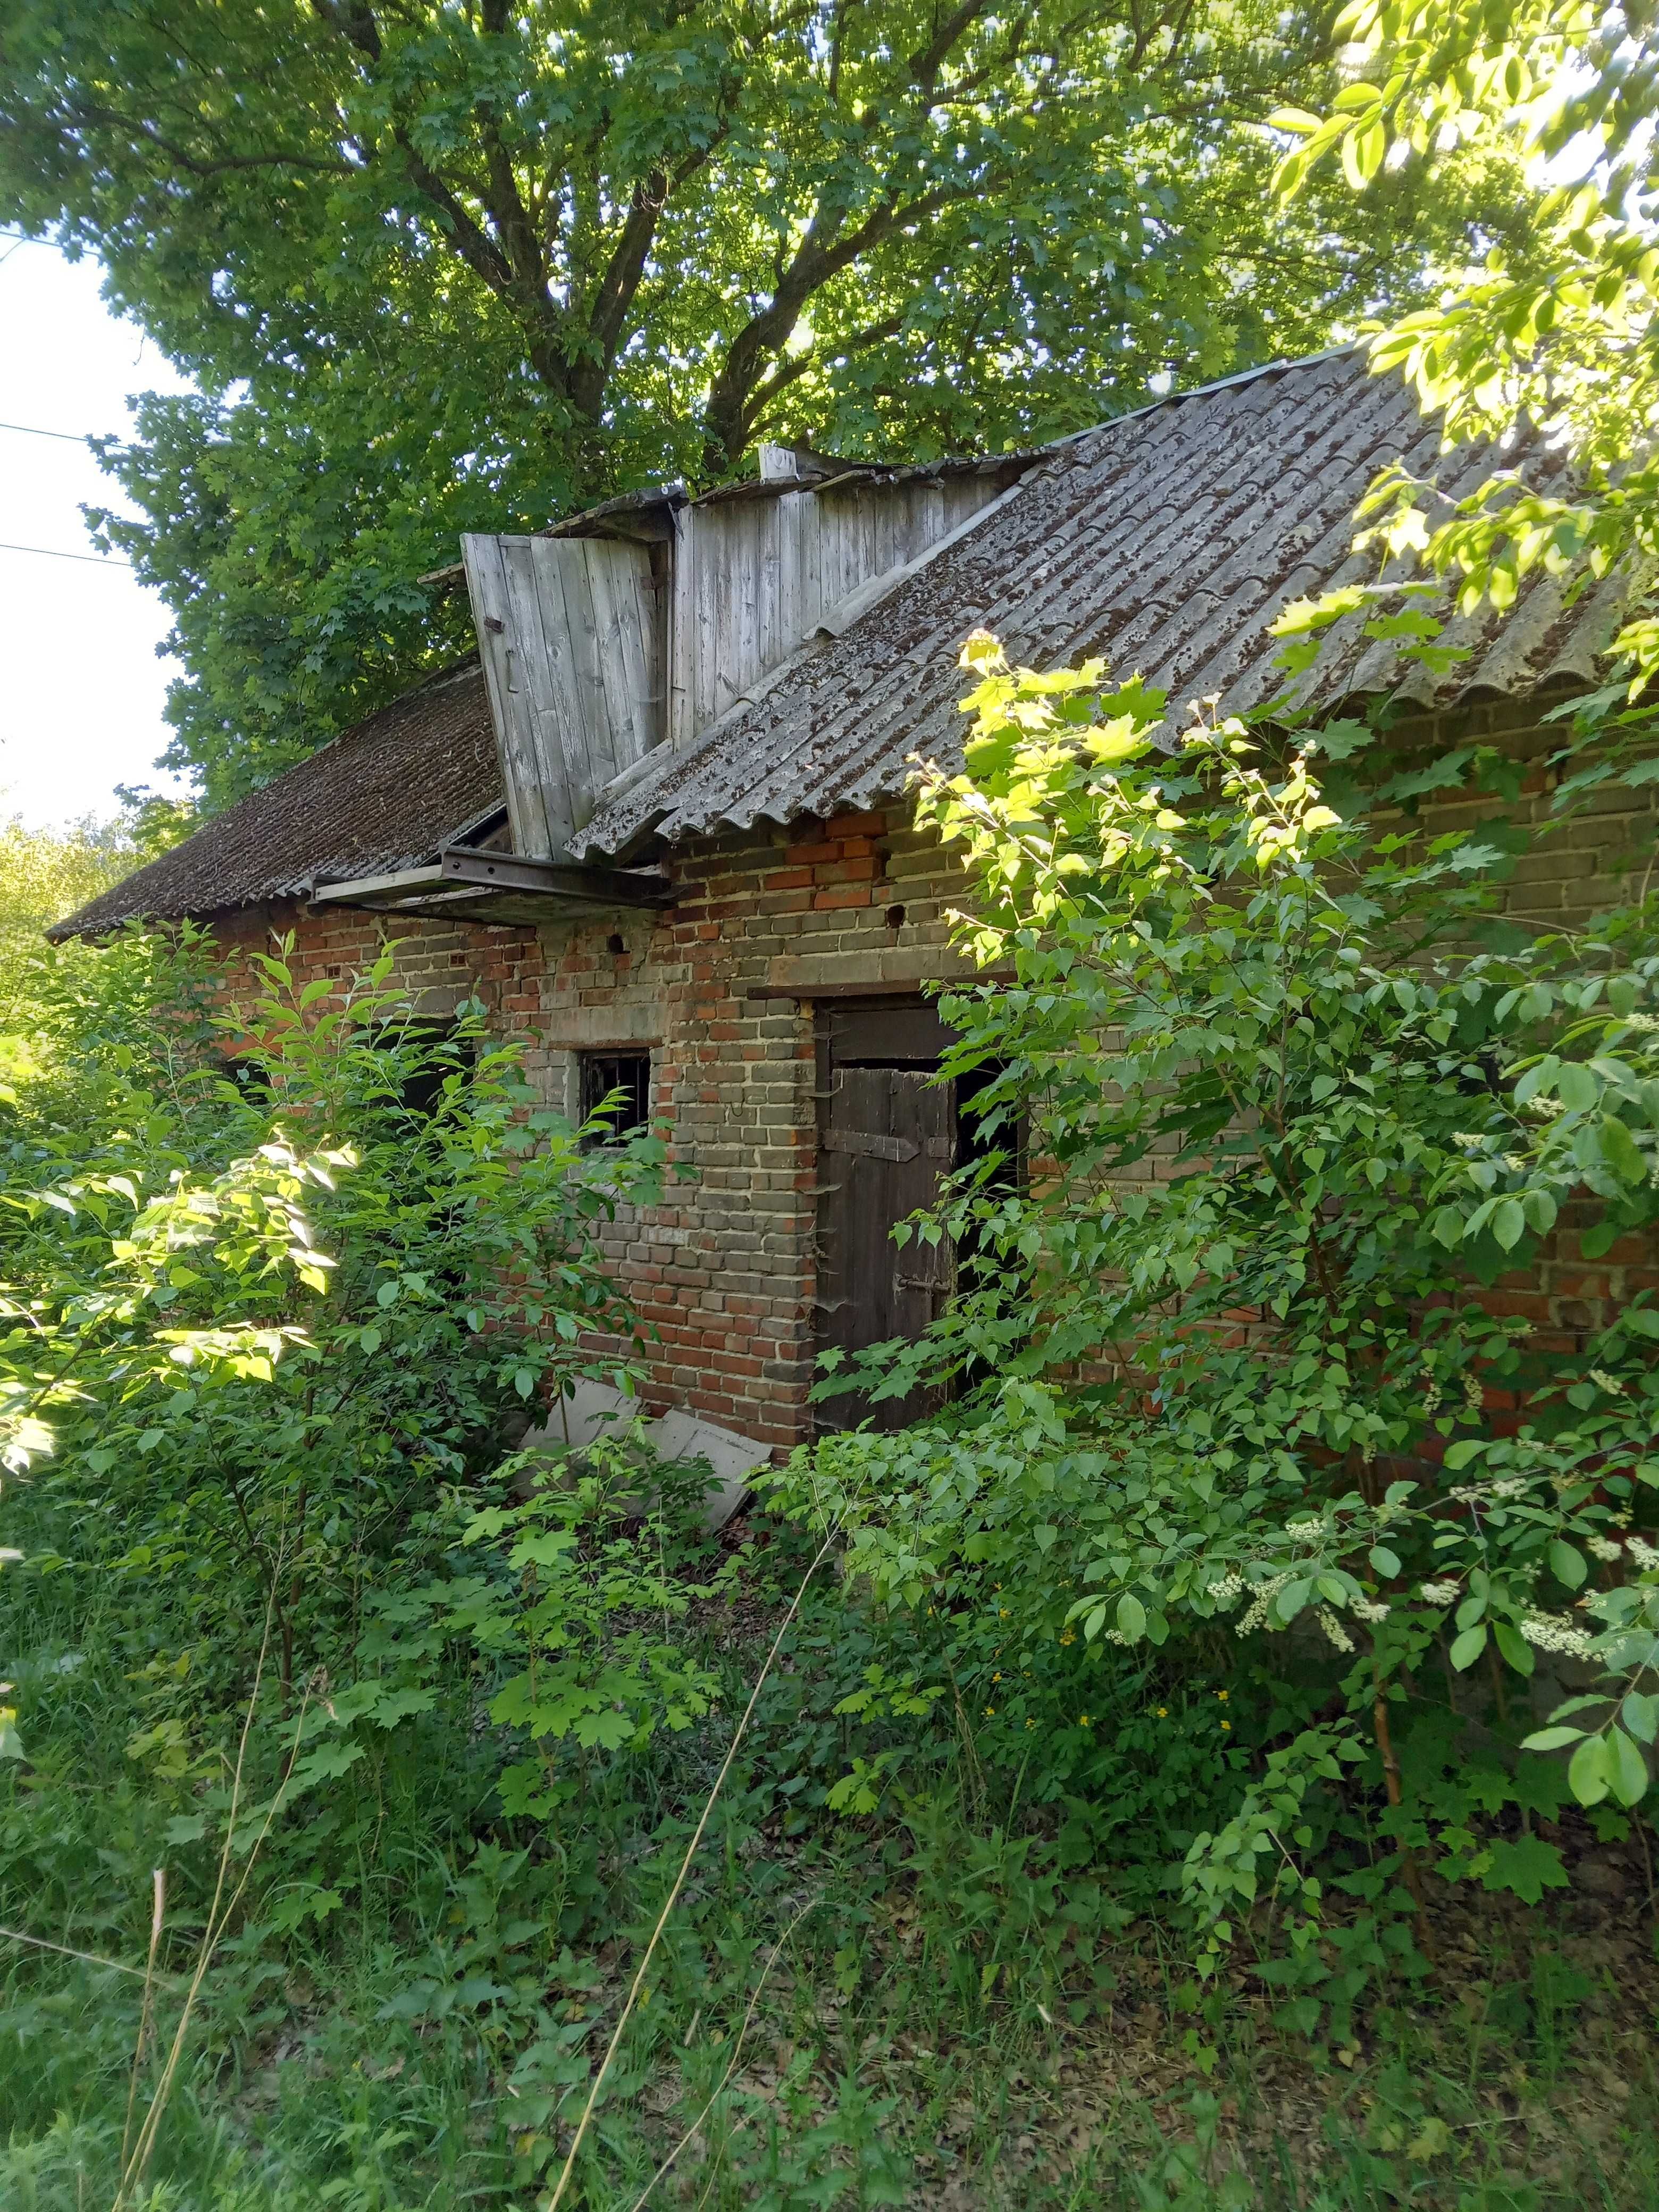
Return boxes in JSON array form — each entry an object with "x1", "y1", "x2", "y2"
[{"x1": 813, "y1": 997, "x2": 1011, "y2": 1434}]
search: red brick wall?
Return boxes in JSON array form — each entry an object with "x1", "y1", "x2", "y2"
[
  {"x1": 200, "y1": 698, "x2": 1659, "y2": 1450},
  {"x1": 206, "y1": 805, "x2": 974, "y2": 1454}
]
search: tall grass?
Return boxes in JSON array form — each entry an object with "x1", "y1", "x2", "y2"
[{"x1": 3, "y1": 1481, "x2": 1657, "y2": 2211}]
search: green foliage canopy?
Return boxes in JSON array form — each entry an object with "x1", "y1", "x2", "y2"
[
  {"x1": 2, "y1": 0, "x2": 1528, "y2": 802},
  {"x1": 1273, "y1": 0, "x2": 1659, "y2": 687}
]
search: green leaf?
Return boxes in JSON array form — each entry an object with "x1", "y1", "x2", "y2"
[
  {"x1": 1369, "y1": 1545, "x2": 1401, "y2": 1578},
  {"x1": 1490, "y1": 1197, "x2": 1526, "y2": 1251},
  {"x1": 1449, "y1": 1624, "x2": 1488, "y2": 1671},
  {"x1": 1479, "y1": 1834, "x2": 1569, "y2": 1904},
  {"x1": 1493, "y1": 1621, "x2": 1535, "y2": 1675},
  {"x1": 1554, "y1": 1061, "x2": 1599, "y2": 1112},
  {"x1": 1605, "y1": 1727, "x2": 1649, "y2": 1808},
  {"x1": 1117, "y1": 1593, "x2": 1147, "y2": 1644},
  {"x1": 1597, "y1": 1113, "x2": 1647, "y2": 1184},
  {"x1": 1521, "y1": 1725, "x2": 1585, "y2": 1751},
  {"x1": 1568, "y1": 1734, "x2": 1611, "y2": 1806},
  {"x1": 1273, "y1": 1579, "x2": 1313, "y2": 1625},
  {"x1": 1451, "y1": 1619, "x2": 1495, "y2": 1663},
  {"x1": 1549, "y1": 1539, "x2": 1586, "y2": 1590},
  {"x1": 1621, "y1": 1691, "x2": 1659, "y2": 1744}
]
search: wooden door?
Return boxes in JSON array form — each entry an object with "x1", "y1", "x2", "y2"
[{"x1": 815, "y1": 1008, "x2": 956, "y2": 1433}]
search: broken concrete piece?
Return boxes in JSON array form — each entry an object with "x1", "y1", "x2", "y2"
[{"x1": 526, "y1": 1379, "x2": 770, "y2": 1530}]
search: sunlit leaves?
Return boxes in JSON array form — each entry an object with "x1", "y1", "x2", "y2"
[{"x1": 1275, "y1": 0, "x2": 1659, "y2": 694}]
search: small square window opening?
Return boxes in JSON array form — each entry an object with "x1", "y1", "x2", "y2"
[{"x1": 579, "y1": 1049, "x2": 651, "y2": 1146}]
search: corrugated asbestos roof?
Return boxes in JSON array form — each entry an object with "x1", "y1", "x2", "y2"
[
  {"x1": 55, "y1": 346, "x2": 1625, "y2": 938},
  {"x1": 52, "y1": 661, "x2": 500, "y2": 939},
  {"x1": 575, "y1": 347, "x2": 1622, "y2": 855}
]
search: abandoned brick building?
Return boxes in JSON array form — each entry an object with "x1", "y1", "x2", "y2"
[{"x1": 57, "y1": 347, "x2": 1641, "y2": 1460}]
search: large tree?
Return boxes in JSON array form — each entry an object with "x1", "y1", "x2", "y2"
[{"x1": 3, "y1": 0, "x2": 1526, "y2": 802}]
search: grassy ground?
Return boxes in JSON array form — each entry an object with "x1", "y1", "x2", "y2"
[{"x1": 2, "y1": 1494, "x2": 1656, "y2": 2212}]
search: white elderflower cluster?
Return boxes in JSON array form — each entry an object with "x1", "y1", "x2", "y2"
[
  {"x1": 1318, "y1": 1608, "x2": 1355, "y2": 1652},
  {"x1": 1488, "y1": 1477, "x2": 1529, "y2": 1500},
  {"x1": 1629, "y1": 1535, "x2": 1659, "y2": 1572},
  {"x1": 1283, "y1": 1518, "x2": 1323, "y2": 1543},
  {"x1": 1351, "y1": 1597, "x2": 1391, "y2": 1624},
  {"x1": 1587, "y1": 1535, "x2": 1625, "y2": 1563},
  {"x1": 1462, "y1": 1373, "x2": 1486, "y2": 1413},
  {"x1": 1419, "y1": 1581, "x2": 1461, "y2": 1605},
  {"x1": 1519, "y1": 1612, "x2": 1594, "y2": 1658},
  {"x1": 1588, "y1": 1369, "x2": 1626, "y2": 1395},
  {"x1": 1622, "y1": 1011, "x2": 1659, "y2": 1033},
  {"x1": 1205, "y1": 1574, "x2": 1246, "y2": 1610},
  {"x1": 1237, "y1": 1573, "x2": 1292, "y2": 1636}
]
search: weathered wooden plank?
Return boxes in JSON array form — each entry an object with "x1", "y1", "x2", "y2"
[
  {"x1": 631, "y1": 547, "x2": 667, "y2": 753},
  {"x1": 504, "y1": 537, "x2": 586, "y2": 851},
  {"x1": 693, "y1": 499, "x2": 722, "y2": 732},
  {"x1": 500, "y1": 534, "x2": 581, "y2": 857},
  {"x1": 543, "y1": 538, "x2": 610, "y2": 816},
  {"x1": 754, "y1": 497, "x2": 780, "y2": 684},
  {"x1": 736, "y1": 503, "x2": 764, "y2": 706},
  {"x1": 668, "y1": 508, "x2": 696, "y2": 749},
  {"x1": 802, "y1": 483, "x2": 823, "y2": 638},
  {"x1": 583, "y1": 539, "x2": 645, "y2": 782},
  {"x1": 776, "y1": 487, "x2": 801, "y2": 650},
  {"x1": 462, "y1": 534, "x2": 555, "y2": 859},
  {"x1": 711, "y1": 506, "x2": 741, "y2": 719},
  {"x1": 874, "y1": 481, "x2": 896, "y2": 576}
]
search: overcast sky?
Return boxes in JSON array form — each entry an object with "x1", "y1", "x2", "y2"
[{"x1": 0, "y1": 240, "x2": 197, "y2": 830}]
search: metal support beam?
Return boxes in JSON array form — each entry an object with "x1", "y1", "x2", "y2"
[
  {"x1": 311, "y1": 850, "x2": 674, "y2": 916},
  {"x1": 435, "y1": 847, "x2": 673, "y2": 907}
]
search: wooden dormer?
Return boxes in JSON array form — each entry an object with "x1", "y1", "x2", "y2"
[{"x1": 461, "y1": 447, "x2": 1030, "y2": 861}]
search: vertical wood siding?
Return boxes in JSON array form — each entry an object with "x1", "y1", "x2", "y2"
[
  {"x1": 463, "y1": 533, "x2": 664, "y2": 858},
  {"x1": 466, "y1": 472, "x2": 1004, "y2": 858}
]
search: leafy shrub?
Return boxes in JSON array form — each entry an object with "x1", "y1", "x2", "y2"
[{"x1": 772, "y1": 636, "x2": 1659, "y2": 1965}]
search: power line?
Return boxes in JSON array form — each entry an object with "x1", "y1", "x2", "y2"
[
  {"x1": 0, "y1": 418, "x2": 102, "y2": 445},
  {"x1": 0, "y1": 540, "x2": 134, "y2": 569}
]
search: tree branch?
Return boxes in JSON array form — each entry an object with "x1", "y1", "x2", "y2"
[
  {"x1": 701, "y1": 182, "x2": 962, "y2": 471},
  {"x1": 739, "y1": 311, "x2": 907, "y2": 444}
]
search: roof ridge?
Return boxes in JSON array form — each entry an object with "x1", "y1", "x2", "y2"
[{"x1": 1054, "y1": 341, "x2": 1365, "y2": 454}]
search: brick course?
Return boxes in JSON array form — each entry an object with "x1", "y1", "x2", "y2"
[
  {"x1": 203, "y1": 701, "x2": 1659, "y2": 1452},
  {"x1": 210, "y1": 806, "x2": 973, "y2": 1453}
]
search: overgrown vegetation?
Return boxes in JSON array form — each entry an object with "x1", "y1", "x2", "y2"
[
  {"x1": 3, "y1": 654, "x2": 1657, "y2": 2205},
  {"x1": 5, "y1": 0, "x2": 1659, "y2": 2201}
]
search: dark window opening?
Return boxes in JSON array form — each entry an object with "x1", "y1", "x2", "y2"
[
  {"x1": 953, "y1": 1063, "x2": 1025, "y2": 1283},
  {"x1": 393, "y1": 1024, "x2": 477, "y2": 1119},
  {"x1": 580, "y1": 1049, "x2": 651, "y2": 1146}
]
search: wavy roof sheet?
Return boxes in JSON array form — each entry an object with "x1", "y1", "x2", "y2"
[
  {"x1": 53, "y1": 663, "x2": 500, "y2": 939},
  {"x1": 576, "y1": 347, "x2": 1619, "y2": 856},
  {"x1": 55, "y1": 347, "x2": 1622, "y2": 939}
]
